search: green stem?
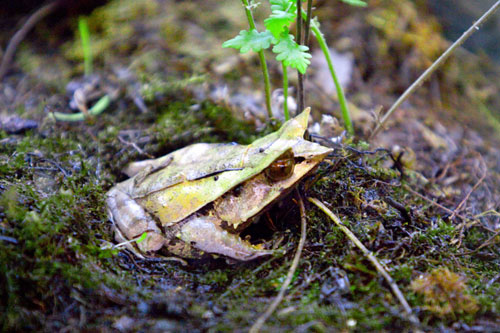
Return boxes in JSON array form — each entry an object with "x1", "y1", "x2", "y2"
[
  {"x1": 78, "y1": 17, "x2": 92, "y2": 76},
  {"x1": 296, "y1": 0, "x2": 304, "y2": 113},
  {"x1": 301, "y1": 11, "x2": 354, "y2": 136},
  {"x1": 311, "y1": 24, "x2": 353, "y2": 135},
  {"x1": 282, "y1": 62, "x2": 289, "y2": 121},
  {"x1": 50, "y1": 94, "x2": 111, "y2": 122},
  {"x1": 241, "y1": 0, "x2": 273, "y2": 119}
]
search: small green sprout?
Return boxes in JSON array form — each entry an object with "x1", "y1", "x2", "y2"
[
  {"x1": 224, "y1": 0, "x2": 312, "y2": 120},
  {"x1": 101, "y1": 232, "x2": 149, "y2": 254},
  {"x1": 78, "y1": 17, "x2": 92, "y2": 76},
  {"x1": 223, "y1": 0, "x2": 365, "y2": 134},
  {"x1": 135, "y1": 232, "x2": 148, "y2": 244},
  {"x1": 51, "y1": 94, "x2": 111, "y2": 122}
]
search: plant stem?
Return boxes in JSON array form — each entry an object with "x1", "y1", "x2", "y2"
[
  {"x1": 304, "y1": 0, "x2": 313, "y2": 46},
  {"x1": 241, "y1": 0, "x2": 273, "y2": 119},
  {"x1": 50, "y1": 94, "x2": 111, "y2": 122},
  {"x1": 300, "y1": 10, "x2": 354, "y2": 135},
  {"x1": 370, "y1": 0, "x2": 500, "y2": 139},
  {"x1": 296, "y1": 0, "x2": 304, "y2": 113},
  {"x1": 282, "y1": 62, "x2": 289, "y2": 120},
  {"x1": 310, "y1": 22, "x2": 353, "y2": 135},
  {"x1": 78, "y1": 17, "x2": 92, "y2": 76}
]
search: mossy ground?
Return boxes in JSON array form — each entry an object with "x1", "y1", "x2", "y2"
[{"x1": 1, "y1": 0, "x2": 499, "y2": 331}]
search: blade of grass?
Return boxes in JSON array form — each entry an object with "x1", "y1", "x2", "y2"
[{"x1": 78, "y1": 17, "x2": 92, "y2": 76}]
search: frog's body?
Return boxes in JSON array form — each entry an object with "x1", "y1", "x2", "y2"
[{"x1": 106, "y1": 109, "x2": 332, "y2": 261}]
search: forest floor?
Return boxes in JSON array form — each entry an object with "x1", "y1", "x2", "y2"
[{"x1": 0, "y1": 0, "x2": 499, "y2": 331}]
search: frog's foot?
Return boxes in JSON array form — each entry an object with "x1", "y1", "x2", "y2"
[
  {"x1": 106, "y1": 187, "x2": 165, "y2": 253},
  {"x1": 123, "y1": 155, "x2": 173, "y2": 178},
  {"x1": 178, "y1": 216, "x2": 273, "y2": 261}
]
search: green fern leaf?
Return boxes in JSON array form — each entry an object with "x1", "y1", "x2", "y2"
[
  {"x1": 222, "y1": 29, "x2": 274, "y2": 53},
  {"x1": 270, "y1": 0, "x2": 296, "y2": 12},
  {"x1": 272, "y1": 33, "x2": 311, "y2": 74},
  {"x1": 265, "y1": 0, "x2": 297, "y2": 38}
]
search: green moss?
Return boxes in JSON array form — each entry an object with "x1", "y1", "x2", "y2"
[{"x1": 0, "y1": 132, "x2": 142, "y2": 330}]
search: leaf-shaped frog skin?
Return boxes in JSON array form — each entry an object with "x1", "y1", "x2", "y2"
[{"x1": 106, "y1": 108, "x2": 332, "y2": 261}]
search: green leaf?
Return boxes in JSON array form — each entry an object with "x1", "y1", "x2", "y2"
[
  {"x1": 136, "y1": 232, "x2": 148, "y2": 244},
  {"x1": 270, "y1": 0, "x2": 296, "y2": 12},
  {"x1": 265, "y1": 0, "x2": 297, "y2": 38},
  {"x1": 272, "y1": 33, "x2": 311, "y2": 74},
  {"x1": 340, "y1": 0, "x2": 367, "y2": 7},
  {"x1": 222, "y1": 29, "x2": 274, "y2": 53}
]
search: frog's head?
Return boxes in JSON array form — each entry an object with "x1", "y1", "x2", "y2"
[{"x1": 212, "y1": 108, "x2": 333, "y2": 229}]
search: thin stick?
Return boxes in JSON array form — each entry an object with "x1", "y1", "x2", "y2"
[
  {"x1": 402, "y1": 184, "x2": 470, "y2": 222},
  {"x1": 308, "y1": 197, "x2": 420, "y2": 326},
  {"x1": 250, "y1": 191, "x2": 307, "y2": 333},
  {"x1": 451, "y1": 155, "x2": 486, "y2": 219},
  {"x1": 370, "y1": 0, "x2": 500, "y2": 139},
  {"x1": 0, "y1": 1, "x2": 61, "y2": 80}
]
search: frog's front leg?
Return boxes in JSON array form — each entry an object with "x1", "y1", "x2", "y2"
[
  {"x1": 122, "y1": 155, "x2": 173, "y2": 178},
  {"x1": 178, "y1": 216, "x2": 273, "y2": 261},
  {"x1": 106, "y1": 186, "x2": 165, "y2": 253}
]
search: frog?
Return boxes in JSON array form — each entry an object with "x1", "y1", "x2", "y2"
[{"x1": 106, "y1": 108, "x2": 332, "y2": 261}]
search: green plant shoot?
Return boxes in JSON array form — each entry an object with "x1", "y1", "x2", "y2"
[
  {"x1": 224, "y1": 0, "x2": 364, "y2": 132},
  {"x1": 78, "y1": 17, "x2": 92, "y2": 76}
]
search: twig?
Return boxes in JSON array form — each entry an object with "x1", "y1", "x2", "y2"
[
  {"x1": 370, "y1": 0, "x2": 500, "y2": 139},
  {"x1": 0, "y1": 1, "x2": 61, "y2": 80},
  {"x1": 450, "y1": 154, "x2": 487, "y2": 246},
  {"x1": 249, "y1": 190, "x2": 307, "y2": 333},
  {"x1": 457, "y1": 230, "x2": 500, "y2": 256},
  {"x1": 451, "y1": 154, "x2": 487, "y2": 220},
  {"x1": 402, "y1": 184, "x2": 470, "y2": 222},
  {"x1": 117, "y1": 136, "x2": 154, "y2": 159},
  {"x1": 307, "y1": 197, "x2": 420, "y2": 327}
]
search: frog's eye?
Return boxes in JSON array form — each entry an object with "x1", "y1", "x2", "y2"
[{"x1": 265, "y1": 149, "x2": 295, "y2": 182}]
